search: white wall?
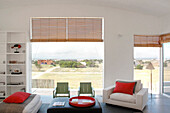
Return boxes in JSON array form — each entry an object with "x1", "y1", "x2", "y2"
[
  {"x1": 160, "y1": 14, "x2": 170, "y2": 33},
  {"x1": 0, "y1": 3, "x2": 162, "y2": 88}
]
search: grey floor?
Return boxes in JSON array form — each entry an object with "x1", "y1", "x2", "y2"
[
  {"x1": 164, "y1": 92, "x2": 170, "y2": 96},
  {"x1": 38, "y1": 94, "x2": 170, "y2": 113}
]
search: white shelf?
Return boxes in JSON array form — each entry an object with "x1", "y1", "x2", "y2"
[
  {"x1": 0, "y1": 31, "x2": 27, "y2": 98},
  {"x1": 0, "y1": 75, "x2": 5, "y2": 77},
  {"x1": 7, "y1": 85, "x2": 25, "y2": 87},
  {"x1": 7, "y1": 53, "x2": 25, "y2": 55},
  {"x1": 7, "y1": 42, "x2": 25, "y2": 44},
  {"x1": 7, "y1": 74, "x2": 25, "y2": 77},
  {"x1": 0, "y1": 85, "x2": 5, "y2": 87},
  {"x1": 7, "y1": 73, "x2": 25, "y2": 75},
  {"x1": 7, "y1": 64, "x2": 25, "y2": 65}
]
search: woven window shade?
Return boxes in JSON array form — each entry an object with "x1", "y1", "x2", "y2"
[
  {"x1": 160, "y1": 33, "x2": 170, "y2": 44},
  {"x1": 134, "y1": 35, "x2": 161, "y2": 47},
  {"x1": 68, "y1": 18, "x2": 103, "y2": 42},
  {"x1": 31, "y1": 18, "x2": 66, "y2": 42}
]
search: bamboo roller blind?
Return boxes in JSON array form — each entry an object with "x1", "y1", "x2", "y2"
[
  {"x1": 134, "y1": 35, "x2": 161, "y2": 47},
  {"x1": 134, "y1": 33, "x2": 170, "y2": 47},
  {"x1": 31, "y1": 18, "x2": 103, "y2": 42},
  {"x1": 160, "y1": 33, "x2": 170, "y2": 43},
  {"x1": 31, "y1": 18, "x2": 66, "y2": 42},
  {"x1": 68, "y1": 18, "x2": 102, "y2": 42}
]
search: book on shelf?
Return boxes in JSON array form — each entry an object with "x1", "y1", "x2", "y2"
[
  {"x1": 11, "y1": 72, "x2": 22, "y2": 74},
  {"x1": 53, "y1": 102, "x2": 65, "y2": 106},
  {"x1": 0, "y1": 72, "x2": 5, "y2": 74},
  {"x1": 7, "y1": 82, "x2": 24, "y2": 85},
  {"x1": 9, "y1": 61, "x2": 25, "y2": 64}
]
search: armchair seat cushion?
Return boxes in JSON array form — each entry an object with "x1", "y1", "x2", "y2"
[{"x1": 110, "y1": 93, "x2": 136, "y2": 104}]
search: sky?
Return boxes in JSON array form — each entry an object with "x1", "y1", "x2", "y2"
[
  {"x1": 32, "y1": 42, "x2": 104, "y2": 60},
  {"x1": 163, "y1": 43, "x2": 170, "y2": 59},
  {"x1": 32, "y1": 42, "x2": 170, "y2": 60},
  {"x1": 134, "y1": 43, "x2": 170, "y2": 59},
  {"x1": 134, "y1": 47, "x2": 160, "y2": 59}
]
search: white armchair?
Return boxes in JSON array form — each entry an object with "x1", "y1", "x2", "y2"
[{"x1": 103, "y1": 80, "x2": 148, "y2": 111}]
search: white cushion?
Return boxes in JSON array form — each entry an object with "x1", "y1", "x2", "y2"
[
  {"x1": 116, "y1": 79, "x2": 141, "y2": 93},
  {"x1": 110, "y1": 93, "x2": 136, "y2": 104}
]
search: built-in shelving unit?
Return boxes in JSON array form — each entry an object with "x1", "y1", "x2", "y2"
[{"x1": 0, "y1": 32, "x2": 27, "y2": 98}]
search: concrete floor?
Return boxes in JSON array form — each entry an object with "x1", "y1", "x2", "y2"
[{"x1": 1, "y1": 92, "x2": 170, "y2": 113}]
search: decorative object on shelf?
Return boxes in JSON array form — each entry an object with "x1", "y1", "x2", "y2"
[
  {"x1": 9, "y1": 61, "x2": 17, "y2": 64},
  {"x1": 146, "y1": 62, "x2": 155, "y2": 98},
  {"x1": 11, "y1": 68, "x2": 22, "y2": 74},
  {"x1": 9, "y1": 61, "x2": 25, "y2": 64},
  {"x1": 0, "y1": 91, "x2": 5, "y2": 96},
  {"x1": 0, "y1": 82, "x2": 5, "y2": 85},
  {"x1": 7, "y1": 82, "x2": 24, "y2": 85},
  {"x1": 69, "y1": 96, "x2": 95, "y2": 107},
  {"x1": 17, "y1": 61, "x2": 25, "y2": 64},
  {"x1": 11, "y1": 44, "x2": 21, "y2": 53},
  {"x1": 0, "y1": 72, "x2": 5, "y2": 74}
]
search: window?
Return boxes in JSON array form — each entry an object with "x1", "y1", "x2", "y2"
[
  {"x1": 30, "y1": 17, "x2": 104, "y2": 96},
  {"x1": 134, "y1": 47, "x2": 160, "y2": 94},
  {"x1": 31, "y1": 42, "x2": 104, "y2": 96},
  {"x1": 163, "y1": 43, "x2": 170, "y2": 95},
  {"x1": 134, "y1": 33, "x2": 170, "y2": 94}
]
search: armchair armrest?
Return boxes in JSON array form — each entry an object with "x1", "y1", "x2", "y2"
[
  {"x1": 78, "y1": 87, "x2": 80, "y2": 96},
  {"x1": 136, "y1": 88, "x2": 148, "y2": 110},
  {"x1": 103, "y1": 85, "x2": 115, "y2": 102},
  {"x1": 92, "y1": 87, "x2": 95, "y2": 97},
  {"x1": 53, "y1": 87, "x2": 57, "y2": 98},
  {"x1": 68, "y1": 87, "x2": 70, "y2": 98},
  {"x1": 68, "y1": 87, "x2": 70, "y2": 92}
]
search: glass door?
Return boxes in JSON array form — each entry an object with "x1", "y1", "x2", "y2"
[
  {"x1": 134, "y1": 47, "x2": 160, "y2": 94},
  {"x1": 163, "y1": 43, "x2": 170, "y2": 95}
]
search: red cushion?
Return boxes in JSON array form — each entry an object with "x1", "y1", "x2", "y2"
[
  {"x1": 3, "y1": 92, "x2": 31, "y2": 103},
  {"x1": 113, "y1": 81, "x2": 136, "y2": 95}
]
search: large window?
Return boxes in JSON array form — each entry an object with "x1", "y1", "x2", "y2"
[
  {"x1": 31, "y1": 42, "x2": 104, "y2": 95},
  {"x1": 31, "y1": 17, "x2": 104, "y2": 96},
  {"x1": 134, "y1": 47, "x2": 160, "y2": 94}
]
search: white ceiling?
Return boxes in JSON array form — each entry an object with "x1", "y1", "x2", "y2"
[{"x1": 0, "y1": 0, "x2": 170, "y2": 17}]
